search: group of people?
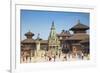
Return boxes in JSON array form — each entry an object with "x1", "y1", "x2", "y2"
[
  {"x1": 21, "y1": 50, "x2": 89, "y2": 63},
  {"x1": 44, "y1": 50, "x2": 88, "y2": 61}
]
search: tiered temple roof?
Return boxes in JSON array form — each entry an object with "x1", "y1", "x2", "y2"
[
  {"x1": 21, "y1": 31, "x2": 35, "y2": 44},
  {"x1": 70, "y1": 20, "x2": 89, "y2": 31},
  {"x1": 68, "y1": 20, "x2": 89, "y2": 41},
  {"x1": 68, "y1": 33, "x2": 89, "y2": 40}
]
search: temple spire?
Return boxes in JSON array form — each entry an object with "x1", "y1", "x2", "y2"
[
  {"x1": 49, "y1": 21, "x2": 56, "y2": 38},
  {"x1": 51, "y1": 21, "x2": 55, "y2": 30},
  {"x1": 48, "y1": 21, "x2": 60, "y2": 51}
]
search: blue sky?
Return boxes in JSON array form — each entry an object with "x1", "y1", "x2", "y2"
[{"x1": 21, "y1": 10, "x2": 89, "y2": 40}]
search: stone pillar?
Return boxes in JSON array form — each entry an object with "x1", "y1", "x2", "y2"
[
  {"x1": 36, "y1": 41, "x2": 40, "y2": 51},
  {"x1": 36, "y1": 40, "x2": 40, "y2": 56}
]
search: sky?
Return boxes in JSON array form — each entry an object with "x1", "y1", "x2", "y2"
[{"x1": 20, "y1": 9, "x2": 90, "y2": 40}]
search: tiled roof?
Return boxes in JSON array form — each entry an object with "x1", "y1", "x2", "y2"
[
  {"x1": 70, "y1": 20, "x2": 89, "y2": 30},
  {"x1": 68, "y1": 33, "x2": 89, "y2": 41},
  {"x1": 80, "y1": 38, "x2": 89, "y2": 43},
  {"x1": 25, "y1": 31, "x2": 34, "y2": 36},
  {"x1": 21, "y1": 39, "x2": 35, "y2": 44},
  {"x1": 57, "y1": 30, "x2": 71, "y2": 37}
]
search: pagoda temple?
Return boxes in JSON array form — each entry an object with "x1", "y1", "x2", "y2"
[
  {"x1": 21, "y1": 31, "x2": 36, "y2": 61},
  {"x1": 68, "y1": 20, "x2": 89, "y2": 55}
]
